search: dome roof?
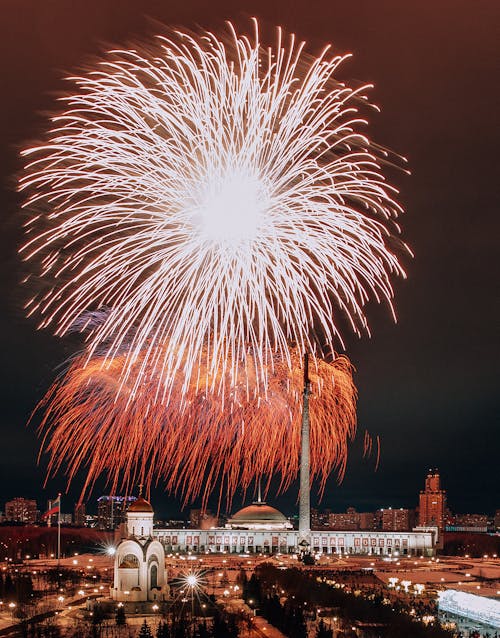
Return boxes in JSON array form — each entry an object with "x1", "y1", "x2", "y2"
[
  {"x1": 128, "y1": 497, "x2": 153, "y2": 513},
  {"x1": 230, "y1": 502, "x2": 288, "y2": 523}
]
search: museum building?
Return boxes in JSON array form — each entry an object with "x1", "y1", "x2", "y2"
[{"x1": 155, "y1": 499, "x2": 437, "y2": 556}]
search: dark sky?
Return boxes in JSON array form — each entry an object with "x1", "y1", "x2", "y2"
[{"x1": 1, "y1": 0, "x2": 498, "y2": 519}]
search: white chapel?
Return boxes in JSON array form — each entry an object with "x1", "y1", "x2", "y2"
[{"x1": 110, "y1": 496, "x2": 168, "y2": 602}]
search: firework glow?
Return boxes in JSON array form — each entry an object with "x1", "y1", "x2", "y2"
[
  {"x1": 21, "y1": 21, "x2": 407, "y2": 398},
  {"x1": 36, "y1": 346, "x2": 356, "y2": 506}
]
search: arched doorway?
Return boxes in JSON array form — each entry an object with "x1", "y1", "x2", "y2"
[{"x1": 150, "y1": 563, "x2": 158, "y2": 589}]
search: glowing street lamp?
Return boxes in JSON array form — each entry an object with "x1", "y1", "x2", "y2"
[
  {"x1": 400, "y1": 580, "x2": 411, "y2": 593},
  {"x1": 186, "y1": 574, "x2": 198, "y2": 588}
]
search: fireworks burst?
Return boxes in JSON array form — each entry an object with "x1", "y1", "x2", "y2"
[
  {"x1": 36, "y1": 346, "x2": 356, "y2": 506},
  {"x1": 21, "y1": 21, "x2": 407, "y2": 397}
]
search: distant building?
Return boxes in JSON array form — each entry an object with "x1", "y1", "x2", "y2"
[
  {"x1": 419, "y1": 469, "x2": 446, "y2": 532},
  {"x1": 445, "y1": 513, "x2": 489, "y2": 533},
  {"x1": 454, "y1": 513, "x2": 488, "y2": 527},
  {"x1": 378, "y1": 508, "x2": 415, "y2": 531},
  {"x1": 97, "y1": 496, "x2": 137, "y2": 530},
  {"x1": 60, "y1": 513, "x2": 72, "y2": 524},
  {"x1": 156, "y1": 498, "x2": 435, "y2": 556},
  {"x1": 494, "y1": 510, "x2": 500, "y2": 531},
  {"x1": 5, "y1": 498, "x2": 38, "y2": 524},
  {"x1": 359, "y1": 512, "x2": 376, "y2": 530},
  {"x1": 311, "y1": 508, "x2": 332, "y2": 529},
  {"x1": 329, "y1": 507, "x2": 361, "y2": 530},
  {"x1": 74, "y1": 503, "x2": 86, "y2": 527}
]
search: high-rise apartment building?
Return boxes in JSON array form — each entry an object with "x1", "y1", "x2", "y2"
[
  {"x1": 329, "y1": 507, "x2": 361, "y2": 530},
  {"x1": 97, "y1": 496, "x2": 137, "y2": 530},
  {"x1": 378, "y1": 507, "x2": 414, "y2": 531},
  {"x1": 74, "y1": 503, "x2": 86, "y2": 527},
  {"x1": 5, "y1": 498, "x2": 38, "y2": 524},
  {"x1": 419, "y1": 469, "x2": 446, "y2": 531},
  {"x1": 359, "y1": 511, "x2": 376, "y2": 530}
]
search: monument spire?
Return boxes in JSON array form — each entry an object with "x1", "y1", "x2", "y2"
[{"x1": 298, "y1": 352, "x2": 311, "y2": 548}]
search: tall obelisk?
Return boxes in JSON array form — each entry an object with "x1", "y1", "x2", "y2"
[{"x1": 298, "y1": 352, "x2": 311, "y2": 548}]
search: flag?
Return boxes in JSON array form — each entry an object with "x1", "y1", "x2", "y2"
[{"x1": 42, "y1": 496, "x2": 60, "y2": 520}]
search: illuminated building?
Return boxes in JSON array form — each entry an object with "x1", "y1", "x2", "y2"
[
  {"x1": 5, "y1": 497, "x2": 38, "y2": 524},
  {"x1": 359, "y1": 512, "x2": 376, "y2": 530},
  {"x1": 311, "y1": 508, "x2": 332, "y2": 529},
  {"x1": 494, "y1": 510, "x2": 500, "y2": 531},
  {"x1": 97, "y1": 495, "x2": 136, "y2": 530},
  {"x1": 111, "y1": 497, "x2": 168, "y2": 602},
  {"x1": 329, "y1": 507, "x2": 361, "y2": 530},
  {"x1": 438, "y1": 590, "x2": 500, "y2": 629},
  {"x1": 74, "y1": 502, "x2": 86, "y2": 527},
  {"x1": 378, "y1": 508, "x2": 415, "y2": 531},
  {"x1": 225, "y1": 499, "x2": 293, "y2": 532},
  {"x1": 445, "y1": 513, "x2": 489, "y2": 533},
  {"x1": 419, "y1": 469, "x2": 446, "y2": 532},
  {"x1": 155, "y1": 499, "x2": 435, "y2": 556}
]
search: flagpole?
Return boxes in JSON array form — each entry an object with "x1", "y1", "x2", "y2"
[{"x1": 57, "y1": 493, "x2": 61, "y2": 566}]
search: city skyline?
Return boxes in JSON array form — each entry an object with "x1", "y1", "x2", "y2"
[
  {"x1": 1, "y1": 0, "x2": 499, "y2": 516},
  {"x1": 0, "y1": 468, "x2": 497, "y2": 523}
]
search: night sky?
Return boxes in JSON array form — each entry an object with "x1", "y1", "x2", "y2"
[{"x1": 1, "y1": 0, "x2": 498, "y2": 519}]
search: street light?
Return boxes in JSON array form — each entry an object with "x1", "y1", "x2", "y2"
[{"x1": 186, "y1": 574, "x2": 198, "y2": 588}]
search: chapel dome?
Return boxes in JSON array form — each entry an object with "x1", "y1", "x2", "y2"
[{"x1": 128, "y1": 497, "x2": 153, "y2": 513}]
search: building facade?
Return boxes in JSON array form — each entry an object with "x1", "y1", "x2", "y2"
[
  {"x1": 155, "y1": 501, "x2": 435, "y2": 556},
  {"x1": 419, "y1": 470, "x2": 446, "y2": 532},
  {"x1": 379, "y1": 508, "x2": 415, "y2": 531},
  {"x1": 97, "y1": 495, "x2": 137, "y2": 530},
  {"x1": 328, "y1": 507, "x2": 361, "y2": 530},
  {"x1": 5, "y1": 498, "x2": 38, "y2": 524},
  {"x1": 154, "y1": 527, "x2": 435, "y2": 556},
  {"x1": 111, "y1": 497, "x2": 168, "y2": 603},
  {"x1": 74, "y1": 503, "x2": 86, "y2": 527}
]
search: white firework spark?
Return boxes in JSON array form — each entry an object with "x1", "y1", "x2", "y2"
[{"x1": 21, "y1": 20, "x2": 407, "y2": 397}]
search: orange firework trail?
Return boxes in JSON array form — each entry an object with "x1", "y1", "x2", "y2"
[{"x1": 36, "y1": 347, "x2": 356, "y2": 507}]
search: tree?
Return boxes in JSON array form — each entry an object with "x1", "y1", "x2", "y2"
[
  {"x1": 316, "y1": 619, "x2": 333, "y2": 638},
  {"x1": 194, "y1": 621, "x2": 210, "y2": 638},
  {"x1": 138, "y1": 620, "x2": 153, "y2": 638},
  {"x1": 91, "y1": 604, "x2": 105, "y2": 638},
  {"x1": 156, "y1": 621, "x2": 170, "y2": 638},
  {"x1": 4, "y1": 573, "x2": 15, "y2": 599},
  {"x1": 236, "y1": 569, "x2": 248, "y2": 589},
  {"x1": 115, "y1": 605, "x2": 126, "y2": 626}
]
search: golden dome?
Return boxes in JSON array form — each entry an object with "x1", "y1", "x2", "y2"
[{"x1": 127, "y1": 497, "x2": 153, "y2": 513}]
